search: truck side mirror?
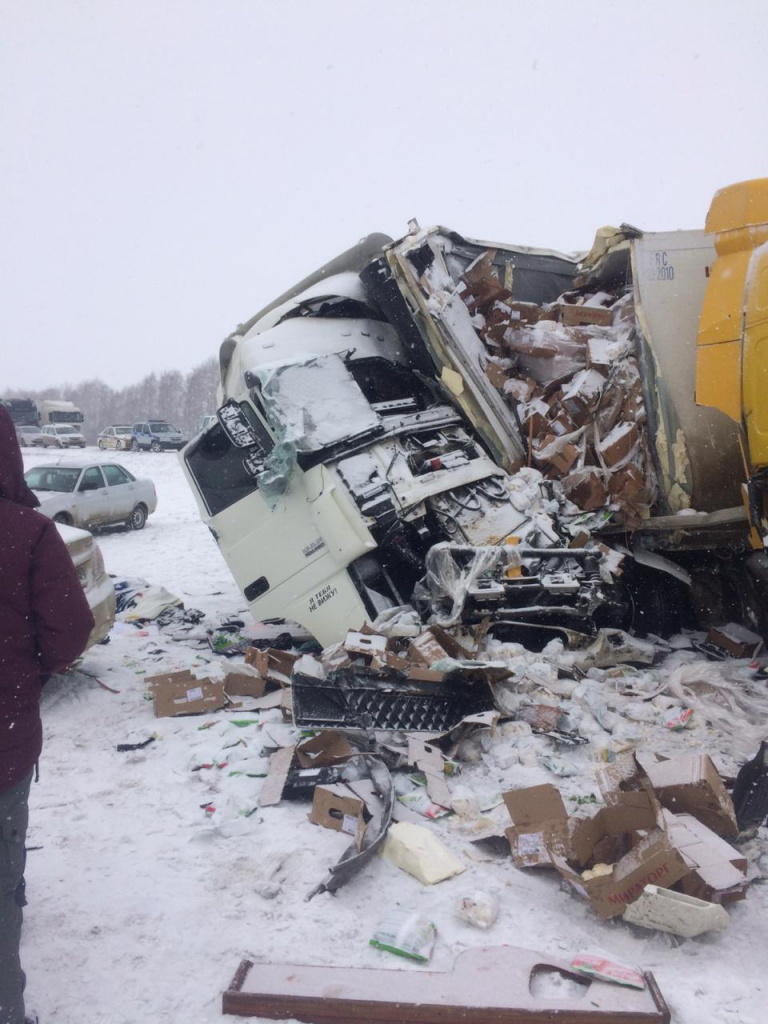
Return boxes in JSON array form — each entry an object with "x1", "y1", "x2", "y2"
[{"x1": 217, "y1": 400, "x2": 259, "y2": 449}]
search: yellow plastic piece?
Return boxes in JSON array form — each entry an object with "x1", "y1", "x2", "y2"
[
  {"x1": 743, "y1": 242, "x2": 768, "y2": 468},
  {"x1": 505, "y1": 535, "x2": 521, "y2": 578},
  {"x1": 697, "y1": 179, "x2": 768, "y2": 422}
]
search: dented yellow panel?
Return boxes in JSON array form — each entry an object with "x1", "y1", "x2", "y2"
[
  {"x1": 744, "y1": 242, "x2": 768, "y2": 468},
  {"x1": 697, "y1": 179, "x2": 768, "y2": 424},
  {"x1": 695, "y1": 340, "x2": 742, "y2": 422},
  {"x1": 698, "y1": 250, "x2": 752, "y2": 347}
]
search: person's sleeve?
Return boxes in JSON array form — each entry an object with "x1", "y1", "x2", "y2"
[{"x1": 30, "y1": 520, "x2": 96, "y2": 675}]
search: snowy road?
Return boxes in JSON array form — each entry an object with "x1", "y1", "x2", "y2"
[{"x1": 19, "y1": 447, "x2": 768, "y2": 1024}]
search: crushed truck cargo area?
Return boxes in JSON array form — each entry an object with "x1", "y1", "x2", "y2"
[{"x1": 182, "y1": 179, "x2": 768, "y2": 652}]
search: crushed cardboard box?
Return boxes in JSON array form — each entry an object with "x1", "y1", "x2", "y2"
[
  {"x1": 502, "y1": 753, "x2": 748, "y2": 919},
  {"x1": 223, "y1": 664, "x2": 266, "y2": 699},
  {"x1": 642, "y1": 754, "x2": 738, "y2": 837},
  {"x1": 706, "y1": 622, "x2": 764, "y2": 659},
  {"x1": 296, "y1": 732, "x2": 356, "y2": 768}
]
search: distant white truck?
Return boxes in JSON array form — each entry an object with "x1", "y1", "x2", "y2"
[{"x1": 41, "y1": 399, "x2": 84, "y2": 426}]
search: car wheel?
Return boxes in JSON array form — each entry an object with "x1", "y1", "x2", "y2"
[
  {"x1": 131, "y1": 439, "x2": 140, "y2": 452},
  {"x1": 53, "y1": 512, "x2": 71, "y2": 525},
  {"x1": 150, "y1": 440, "x2": 162, "y2": 453},
  {"x1": 98, "y1": 440, "x2": 104, "y2": 449},
  {"x1": 57, "y1": 439, "x2": 64, "y2": 448},
  {"x1": 129, "y1": 504, "x2": 147, "y2": 530}
]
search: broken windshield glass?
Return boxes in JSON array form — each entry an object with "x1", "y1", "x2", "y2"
[{"x1": 254, "y1": 354, "x2": 382, "y2": 453}]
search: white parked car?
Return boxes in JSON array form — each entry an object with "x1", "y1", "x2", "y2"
[
  {"x1": 97, "y1": 424, "x2": 133, "y2": 450},
  {"x1": 38, "y1": 423, "x2": 87, "y2": 448},
  {"x1": 25, "y1": 460, "x2": 158, "y2": 531},
  {"x1": 57, "y1": 521, "x2": 116, "y2": 646}
]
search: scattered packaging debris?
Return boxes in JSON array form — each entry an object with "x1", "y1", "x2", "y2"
[
  {"x1": 569, "y1": 953, "x2": 645, "y2": 990},
  {"x1": 382, "y1": 822, "x2": 466, "y2": 884},
  {"x1": 309, "y1": 783, "x2": 371, "y2": 850},
  {"x1": 706, "y1": 622, "x2": 764, "y2": 659},
  {"x1": 147, "y1": 670, "x2": 227, "y2": 718},
  {"x1": 455, "y1": 890, "x2": 499, "y2": 929},
  {"x1": 369, "y1": 909, "x2": 436, "y2": 962},
  {"x1": 622, "y1": 883, "x2": 730, "y2": 937}
]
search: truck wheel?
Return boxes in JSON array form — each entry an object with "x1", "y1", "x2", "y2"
[
  {"x1": 150, "y1": 440, "x2": 162, "y2": 453},
  {"x1": 131, "y1": 439, "x2": 140, "y2": 452},
  {"x1": 53, "y1": 512, "x2": 71, "y2": 525},
  {"x1": 129, "y1": 504, "x2": 147, "y2": 530}
]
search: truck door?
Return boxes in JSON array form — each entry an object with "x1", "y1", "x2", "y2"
[{"x1": 181, "y1": 398, "x2": 373, "y2": 645}]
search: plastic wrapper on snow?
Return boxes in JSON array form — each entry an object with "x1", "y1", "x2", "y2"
[
  {"x1": 664, "y1": 660, "x2": 768, "y2": 756},
  {"x1": 114, "y1": 578, "x2": 183, "y2": 621},
  {"x1": 414, "y1": 542, "x2": 518, "y2": 628}
]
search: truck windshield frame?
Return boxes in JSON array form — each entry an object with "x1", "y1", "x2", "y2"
[{"x1": 49, "y1": 411, "x2": 84, "y2": 423}]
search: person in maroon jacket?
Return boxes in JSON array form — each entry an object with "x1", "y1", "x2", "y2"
[{"x1": 0, "y1": 406, "x2": 94, "y2": 1024}]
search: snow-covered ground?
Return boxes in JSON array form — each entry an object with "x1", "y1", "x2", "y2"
[{"x1": 20, "y1": 447, "x2": 767, "y2": 1024}]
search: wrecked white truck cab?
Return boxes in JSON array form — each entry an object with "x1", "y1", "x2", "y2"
[
  {"x1": 181, "y1": 231, "x2": 630, "y2": 647},
  {"x1": 182, "y1": 210, "x2": 765, "y2": 647}
]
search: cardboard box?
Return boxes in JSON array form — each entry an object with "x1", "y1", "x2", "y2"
[
  {"x1": 534, "y1": 435, "x2": 580, "y2": 476},
  {"x1": 344, "y1": 630, "x2": 388, "y2": 659},
  {"x1": 147, "y1": 670, "x2": 227, "y2": 718},
  {"x1": 503, "y1": 781, "x2": 692, "y2": 919},
  {"x1": 296, "y1": 731, "x2": 355, "y2": 768},
  {"x1": 309, "y1": 783, "x2": 371, "y2": 850},
  {"x1": 258, "y1": 745, "x2": 296, "y2": 807},
  {"x1": 562, "y1": 468, "x2": 608, "y2": 510},
  {"x1": 408, "y1": 631, "x2": 451, "y2": 668},
  {"x1": 503, "y1": 784, "x2": 570, "y2": 868},
  {"x1": 551, "y1": 303, "x2": 614, "y2": 328},
  {"x1": 664, "y1": 811, "x2": 748, "y2": 903},
  {"x1": 706, "y1": 622, "x2": 764, "y2": 659},
  {"x1": 552, "y1": 830, "x2": 690, "y2": 920},
  {"x1": 407, "y1": 737, "x2": 452, "y2": 808},
  {"x1": 597, "y1": 422, "x2": 640, "y2": 468},
  {"x1": 485, "y1": 361, "x2": 510, "y2": 390},
  {"x1": 644, "y1": 755, "x2": 738, "y2": 837},
  {"x1": 245, "y1": 646, "x2": 297, "y2": 685},
  {"x1": 223, "y1": 665, "x2": 267, "y2": 699}
]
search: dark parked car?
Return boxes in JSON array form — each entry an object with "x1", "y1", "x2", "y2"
[{"x1": 131, "y1": 420, "x2": 187, "y2": 452}]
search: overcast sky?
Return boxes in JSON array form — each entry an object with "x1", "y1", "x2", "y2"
[{"x1": 2, "y1": 0, "x2": 767, "y2": 391}]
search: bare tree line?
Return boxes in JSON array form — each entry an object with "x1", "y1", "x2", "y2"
[{"x1": 3, "y1": 357, "x2": 219, "y2": 443}]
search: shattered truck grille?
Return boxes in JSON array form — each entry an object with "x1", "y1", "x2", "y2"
[{"x1": 291, "y1": 669, "x2": 494, "y2": 732}]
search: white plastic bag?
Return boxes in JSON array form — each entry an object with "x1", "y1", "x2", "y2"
[
  {"x1": 455, "y1": 890, "x2": 499, "y2": 929},
  {"x1": 370, "y1": 908, "x2": 436, "y2": 961}
]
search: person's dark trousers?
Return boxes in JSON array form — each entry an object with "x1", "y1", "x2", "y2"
[{"x1": 0, "y1": 771, "x2": 32, "y2": 1024}]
